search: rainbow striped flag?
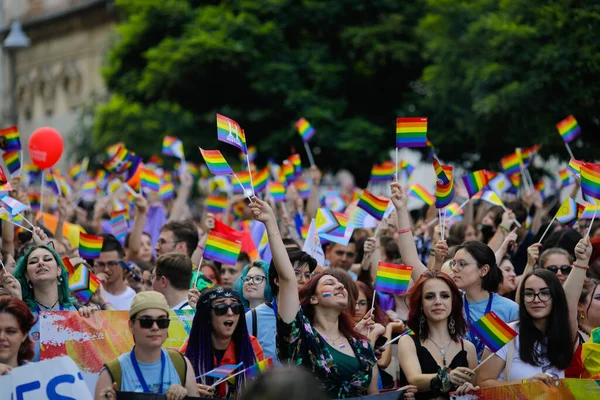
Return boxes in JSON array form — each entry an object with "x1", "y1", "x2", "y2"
[
  {"x1": 233, "y1": 171, "x2": 252, "y2": 194},
  {"x1": 140, "y1": 169, "x2": 160, "y2": 193},
  {"x1": 433, "y1": 158, "x2": 450, "y2": 185},
  {"x1": 159, "y1": 181, "x2": 175, "y2": 201},
  {"x1": 288, "y1": 153, "x2": 302, "y2": 176},
  {"x1": 203, "y1": 231, "x2": 242, "y2": 265},
  {"x1": 374, "y1": 262, "x2": 412, "y2": 295},
  {"x1": 500, "y1": 153, "x2": 521, "y2": 176},
  {"x1": 446, "y1": 202, "x2": 464, "y2": 218},
  {"x1": 0, "y1": 126, "x2": 21, "y2": 151},
  {"x1": 370, "y1": 162, "x2": 395, "y2": 182},
  {"x1": 79, "y1": 233, "x2": 104, "y2": 259},
  {"x1": 462, "y1": 170, "x2": 492, "y2": 198},
  {"x1": 556, "y1": 115, "x2": 581, "y2": 144},
  {"x1": 268, "y1": 181, "x2": 286, "y2": 202},
  {"x1": 217, "y1": 113, "x2": 246, "y2": 153},
  {"x1": 555, "y1": 198, "x2": 585, "y2": 227},
  {"x1": 581, "y1": 162, "x2": 600, "y2": 201},
  {"x1": 469, "y1": 311, "x2": 518, "y2": 353},
  {"x1": 579, "y1": 202, "x2": 600, "y2": 219},
  {"x1": 435, "y1": 165, "x2": 454, "y2": 209},
  {"x1": 199, "y1": 148, "x2": 234, "y2": 176},
  {"x1": 399, "y1": 160, "x2": 415, "y2": 181},
  {"x1": 253, "y1": 167, "x2": 269, "y2": 194},
  {"x1": 206, "y1": 196, "x2": 228, "y2": 214},
  {"x1": 68, "y1": 264, "x2": 102, "y2": 304},
  {"x1": 558, "y1": 168, "x2": 572, "y2": 186},
  {"x1": 294, "y1": 179, "x2": 311, "y2": 199},
  {"x1": 295, "y1": 118, "x2": 316, "y2": 142},
  {"x1": 520, "y1": 144, "x2": 542, "y2": 168},
  {"x1": 241, "y1": 145, "x2": 257, "y2": 162},
  {"x1": 357, "y1": 190, "x2": 389, "y2": 221},
  {"x1": 408, "y1": 184, "x2": 435, "y2": 206},
  {"x1": 162, "y1": 136, "x2": 185, "y2": 159},
  {"x1": 245, "y1": 357, "x2": 274, "y2": 379},
  {"x1": 568, "y1": 158, "x2": 583, "y2": 177},
  {"x1": 2, "y1": 151, "x2": 20, "y2": 175},
  {"x1": 396, "y1": 117, "x2": 427, "y2": 148},
  {"x1": 426, "y1": 138, "x2": 437, "y2": 159},
  {"x1": 27, "y1": 192, "x2": 41, "y2": 211},
  {"x1": 281, "y1": 160, "x2": 296, "y2": 185}
]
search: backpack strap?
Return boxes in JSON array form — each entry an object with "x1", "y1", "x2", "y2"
[
  {"x1": 167, "y1": 349, "x2": 187, "y2": 386},
  {"x1": 104, "y1": 359, "x2": 122, "y2": 390},
  {"x1": 252, "y1": 308, "x2": 258, "y2": 337}
]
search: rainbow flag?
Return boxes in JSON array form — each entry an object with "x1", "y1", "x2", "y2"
[
  {"x1": 433, "y1": 158, "x2": 450, "y2": 185},
  {"x1": 205, "y1": 362, "x2": 244, "y2": 379},
  {"x1": 535, "y1": 180, "x2": 545, "y2": 193},
  {"x1": 374, "y1": 262, "x2": 412, "y2": 295},
  {"x1": 289, "y1": 153, "x2": 302, "y2": 176},
  {"x1": 294, "y1": 179, "x2": 311, "y2": 199},
  {"x1": 408, "y1": 184, "x2": 435, "y2": 206},
  {"x1": 357, "y1": 190, "x2": 389, "y2": 221},
  {"x1": 370, "y1": 162, "x2": 394, "y2": 182},
  {"x1": 68, "y1": 264, "x2": 102, "y2": 304},
  {"x1": 469, "y1": 311, "x2": 518, "y2": 353},
  {"x1": 253, "y1": 167, "x2": 269, "y2": 194},
  {"x1": 162, "y1": 136, "x2": 185, "y2": 159},
  {"x1": 520, "y1": 144, "x2": 542, "y2": 168},
  {"x1": 399, "y1": 160, "x2": 415, "y2": 181},
  {"x1": 206, "y1": 196, "x2": 228, "y2": 214},
  {"x1": 462, "y1": 170, "x2": 492, "y2": 198},
  {"x1": 2, "y1": 151, "x2": 20, "y2": 175},
  {"x1": 268, "y1": 181, "x2": 286, "y2": 202},
  {"x1": 295, "y1": 118, "x2": 316, "y2": 142},
  {"x1": 199, "y1": 148, "x2": 234, "y2": 176},
  {"x1": 281, "y1": 160, "x2": 295, "y2": 185},
  {"x1": 203, "y1": 231, "x2": 242, "y2": 265},
  {"x1": 435, "y1": 165, "x2": 454, "y2": 209},
  {"x1": 79, "y1": 233, "x2": 104, "y2": 259},
  {"x1": 568, "y1": 158, "x2": 583, "y2": 177},
  {"x1": 580, "y1": 202, "x2": 600, "y2": 219},
  {"x1": 446, "y1": 202, "x2": 464, "y2": 218},
  {"x1": 62, "y1": 257, "x2": 76, "y2": 277},
  {"x1": 0, "y1": 126, "x2": 21, "y2": 151},
  {"x1": 426, "y1": 138, "x2": 437, "y2": 159},
  {"x1": 140, "y1": 169, "x2": 160, "y2": 193},
  {"x1": 217, "y1": 113, "x2": 246, "y2": 153},
  {"x1": 581, "y1": 162, "x2": 600, "y2": 200},
  {"x1": 500, "y1": 153, "x2": 521, "y2": 176},
  {"x1": 27, "y1": 193, "x2": 41, "y2": 211},
  {"x1": 558, "y1": 168, "x2": 572, "y2": 186},
  {"x1": 555, "y1": 198, "x2": 585, "y2": 227},
  {"x1": 233, "y1": 171, "x2": 252, "y2": 194},
  {"x1": 68, "y1": 163, "x2": 84, "y2": 180},
  {"x1": 245, "y1": 357, "x2": 274, "y2": 379},
  {"x1": 556, "y1": 115, "x2": 581, "y2": 144},
  {"x1": 396, "y1": 117, "x2": 427, "y2": 148},
  {"x1": 159, "y1": 181, "x2": 175, "y2": 201}
]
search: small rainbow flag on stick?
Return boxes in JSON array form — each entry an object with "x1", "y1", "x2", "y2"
[
  {"x1": 79, "y1": 233, "x2": 104, "y2": 259},
  {"x1": 568, "y1": 158, "x2": 583, "y2": 177},
  {"x1": 558, "y1": 168, "x2": 572, "y2": 186},
  {"x1": 396, "y1": 117, "x2": 427, "y2": 148},
  {"x1": 268, "y1": 181, "x2": 286, "y2": 202},
  {"x1": 435, "y1": 165, "x2": 454, "y2": 209},
  {"x1": 162, "y1": 136, "x2": 185, "y2": 159},
  {"x1": 199, "y1": 148, "x2": 234, "y2": 176},
  {"x1": 408, "y1": 184, "x2": 435, "y2": 206},
  {"x1": 68, "y1": 264, "x2": 101, "y2": 304},
  {"x1": 374, "y1": 262, "x2": 412, "y2": 295},
  {"x1": 357, "y1": 190, "x2": 389, "y2": 221},
  {"x1": 206, "y1": 196, "x2": 228, "y2": 214},
  {"x1": 295, "y1": 118, "x2": 316, "y2": 142},
  {"x1": 140, "y1": 169, "x2": 160, "y2": 193},
  {"x1": 2, "y1": 151, "x2": 20, "y2": 175},
  {"x1": 159, "y1": 181, "x2": 175, "y2": 201},
  {"x1": 370, "y1": 162, "x2": 395, "y2": 182},
  {"x1": 470, "y1": 311, "x2": 518, "y2": 353},
  {"x1": 581, "y1": 162, "x2": 600, "y2": 201},
  {"x1": 217, "y1": 113, "x2": 246, "y2": 153},
  {"x1": 556, "y1": 115, "x2": 581, "y2": 144},
  {"x1": 245, "y1": 357, "x2": 275, "y2": 379},
  {"x1": 203, "y1": 231, "x2": 242, "y2": 265},
  {"x1": 0, "y1": 126, "x2": 21, "y2": 151},
  {"x1": 253, "y1": 167, "x2": 269, "y2": 194},
  {"x1": 555, "y1": 198, "x2": 585, "y2": 228},
  {"x1": 500, "y1": 153, "x2": 521, "y2": 177},
  {"x1": 462, "y1": 170, "x2": 492, "y2": 199}
]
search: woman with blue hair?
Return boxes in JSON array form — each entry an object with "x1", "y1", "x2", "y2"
[{"x1": 234, "y1": 260, "x2": 273, "y2": 310}]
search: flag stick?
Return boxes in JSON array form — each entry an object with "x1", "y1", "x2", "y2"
[
  {"x1": 367, "y1": 289, "x2": 377, "y2": 336},
  {"x1": 245, "y1": 154, "x2": 255, "y2": 196},
  {"x1": 40, "y1": 179, "x2": 44, "y2": 213},
  {"x1": 8, "y1": 219, "x2": 33, "y2": 233},
  {"x1": 426, "y1": 217, "x2": 438, "y2": 229},
  {"x1": 211, "y1": 367, "x2": 248, "y2": 388},
  {"x1": 18, "y1": 212, "x2": 35, "y2": 228},
  {"x1": 446, "y1": 199, "x2": 470, "y2": 224},
  {"x1": 123, "y1": 183, "x2": 137, "y2": 197},
  {"x1": 585, "y1": 207, "x2": 597, "y2": 240},
  {"x1": 232, "y1": 172, "x2": 253, "y2": 202},
  {"x1": 303, "y1": 142, "x2": 315, "y2": 167},
  {"x1": 438, "y1": 209, "x2": 443, "y2": 240},
  {"x1": 379, "y1": 329, "x2": 413, "y2": 349},
  {"x1": 193, "y1": 257, "x2": 204, "y2": 289},
  {"x1": 525, "y1": 169, "x2": 535, "y2": 192},
  {"x1": 395, "y1": 148, "x2": 399, "y2": 181},
  {"x1": 537, "y1": 216, "x2": 557, "y2": 244},
  {"x1": 564, "y1": 142, "x2": 575, "y2": 160},
  {"x1": 500, "y1": 204, "x2": 522, "y2": 228},
  {"x1": 0, "y1": 259, "x2": 5, "y2": 272},
  {"x1": 472, "y1": 351, "x2": 497, "y2": 372}
]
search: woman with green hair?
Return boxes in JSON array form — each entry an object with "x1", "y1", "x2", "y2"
[
  {"x1": 233, "y1": 260, "x2": 273, "y2": 310},
  {"x1": 12, "y1": 231, "x2": 98, "y2": 361}
]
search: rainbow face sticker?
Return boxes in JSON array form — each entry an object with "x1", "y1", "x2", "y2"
[{"x1": 322, "y1": 291, "x2": 332, "y2": 298}]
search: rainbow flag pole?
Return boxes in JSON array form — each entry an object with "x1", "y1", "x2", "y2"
[
  {"x1": 303, "y1": 142, "x2": 315, "y2": 167},
  {"x1": 244, "y1": 146, "x2": 255, "y2": 197},
  {"x1": 586, "y1": 207, "x2": 597, "y2": 240},
  {"x1": 445, "y1": 198, "x2": 470, "y2": 224},
  {"x1": 233, "y1": 171, "x2": 253, "y2": 200}
]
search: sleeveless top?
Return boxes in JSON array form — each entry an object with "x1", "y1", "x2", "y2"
[
  {"x1": 119, "y1": 349, "x2": 181, "y2": 393},
  {"x1": 400, "y1": 336, "x2": 468, "y2": 400}
]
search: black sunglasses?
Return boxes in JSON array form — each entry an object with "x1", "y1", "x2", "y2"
[
  {"x1": 136, "y1": 318, "x2": 170, "y2": 329},
  {"x1": 211, "y1": 303, "x2": 244, "y2": 316},
  {"x1": 546, "y1": 265, "x2": 572, "y2": 275}
]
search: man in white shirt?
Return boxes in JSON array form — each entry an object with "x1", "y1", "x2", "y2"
[
  {"x1": 93, "y1": 234, "x2": 137, "y2": 310},
  {"x1": 152, "y1": 253, "x2": 194, "y2": 310}
]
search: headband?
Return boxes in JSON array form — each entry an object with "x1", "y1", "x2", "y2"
[{"x1": 199, "y1": 287, "x2": 241, "y2": 305}]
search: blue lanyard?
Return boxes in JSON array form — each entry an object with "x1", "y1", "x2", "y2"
[
  {"x1": 130, "y1": 348, "x2": 165, "y2": 393},
  {"x1": 464, "y1": 293, "x2": 493, "y2": 355}
]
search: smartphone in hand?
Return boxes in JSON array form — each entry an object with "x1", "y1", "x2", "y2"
[{"x1": 118, "y1": 260, "x2": 142, "y2": 282}]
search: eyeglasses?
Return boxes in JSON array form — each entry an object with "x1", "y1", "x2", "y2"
[
  {"x1": 211, "y1": 303, "x2": 244, "y2": 316},
  {"x1": 357, "y1": 300, "x2": 369, "y2": 307},
  {"x1": 294, "y1": 270, "x2": 312, "y2": 281},
  {"x1": 136, "y1": 318, "x2": 170, "y2": 329},
  {"x1": 242, "y1": 275, "x2": 266, "y2": 285},
  {"x1": 95, "y1": 260, "x2": 119, "y2": 269},
  {"x1": 449, "y1": 260, "x2": 477, "y2": 271},
  {"x1": 523, "y1": 290, "x2": 552, "y2": 303},
  {"x1": 545, "y1": 265, "x2": 572, "y2": 275}
]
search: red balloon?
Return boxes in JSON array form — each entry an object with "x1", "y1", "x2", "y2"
[{"x1": 28, "y1": 127, "x2": 64, "y2": 169}]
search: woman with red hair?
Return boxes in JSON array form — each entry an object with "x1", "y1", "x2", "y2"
[
  {"x1": 398, "y1": 271, "x2": 479, "y2": 398},
  {"x1": 0, "y1": 296, "x2": 36, "y2": 375}
]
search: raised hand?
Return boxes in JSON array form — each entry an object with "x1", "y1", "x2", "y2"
[
  {"x1": 133, "y1": 193, "x2": 148, "y2": 214},
  {"x1": 574, "y1": 238, "x2": 592, "y2": 266},
  {"x1": 526, "y1": 243, "x2": 541, "y2": 267},
  {"x1": 390, "y1": 180, "x2": 408, "y2": 210},
  {"x1": 249, "y1": 196, "x2": 276, "y2": 225}
]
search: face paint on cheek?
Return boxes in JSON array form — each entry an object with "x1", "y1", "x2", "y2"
[{"x1": 322, "y1": 291, "x2": 333, "y2": 298}]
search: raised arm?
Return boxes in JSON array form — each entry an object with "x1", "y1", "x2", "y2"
[
  {"x1": 168, "y1": 171, "x2": 193, "y2": 222},
  {"x1": 305, "y1": 166, "x2": 321, "y2": 223},
  {"x1": 390, "y1": 181, "x2": 427, "y2": 280},
  {"x1": 494, "y1": 228, "x2": 518, "y2": 266},
  {"x1": 564, "y1": 238, "x2": 591, "y2": 342},
  {"x1": 249, "y1": 196, "x2": 299, "y2": 323},
  {"x1": 514, "y1": 243, "x2": 540, "y2": 304},
  {"x1": 127, "y1": 194, "x2": 148, "y2": 260}
]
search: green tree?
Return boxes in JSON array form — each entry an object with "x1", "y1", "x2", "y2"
[
  {"x1": 417, "y1": 0, "x2": 600, "y2": 167},
  {"x1": 93, "y1": 0, "x2": 425, "y2": 183}
]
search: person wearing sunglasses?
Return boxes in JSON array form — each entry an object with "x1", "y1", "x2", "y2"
[
  {"x1": 477, "y1": 238, "x2": 591, "y2": 387},
  {"x1": 233, "y1": 261, "x2": 273, "y2": 310},
  {"x1": 184, "y1": 287, "x2": 264, "y2": 398},
  {"x1": 95, "y1": 291, "x2": 197, "y2": 399},
  {"x1": 539, "y1": 247, "x2": 574, "y2": 285}
]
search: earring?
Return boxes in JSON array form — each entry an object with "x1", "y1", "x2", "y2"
[
  {"x1": 419, "y1": 313, "x2": 425, "y2": 335},
  {"x1": 448, "y1": 316, "x2": 456, "y2": 335},
  {"x1": 580, "y1": 311, "x2": 585, "y2": 320},
  {"x1": 58, "y1": 276, "x2": 63, "y2": 285},
  {"x1": 27, "y1": 280, "x2": 33, "y2": 289}
]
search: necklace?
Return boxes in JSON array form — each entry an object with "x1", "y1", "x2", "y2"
[
  {"x1": 321, "y1": 331, "x2": 347, "y2": 350},
  {"x1": 35, "y1": 299, "x2": 59, "y2": 310},
  {"x1": 428, "y1": 337, "x2": 452, "y2": 366}
]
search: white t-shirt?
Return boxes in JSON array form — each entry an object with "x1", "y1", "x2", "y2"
[
  {"x1": 104, "y1": 286, "x2": 137, "y2": 310},
  {"x1": 495, "y1": 322, "x2": 565, "y2": 381},
  {"x1": 172, "y1": 299, "x2": 193, "y2": 311}
]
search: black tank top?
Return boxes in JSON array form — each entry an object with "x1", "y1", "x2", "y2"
[{"x1": 399, "y1": 335, "x2": 469, "y2": 399}]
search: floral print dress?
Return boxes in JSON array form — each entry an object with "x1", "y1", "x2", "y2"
[{"x1": 277, "y1": 308, "x2": 376, "y2": 398}]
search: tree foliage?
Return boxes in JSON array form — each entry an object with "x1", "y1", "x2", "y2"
[{"x1": 92, "y1": 0, "x2": 600, "y2": 184}]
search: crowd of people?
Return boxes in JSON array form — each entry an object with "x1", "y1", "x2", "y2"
[{"x1": 0, "y1": 159, "x2": 599, "y2": 400}]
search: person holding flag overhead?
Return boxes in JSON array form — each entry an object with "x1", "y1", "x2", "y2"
[{"x1": 477, "y1": 238, "x2": 592, "y2": 386}]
